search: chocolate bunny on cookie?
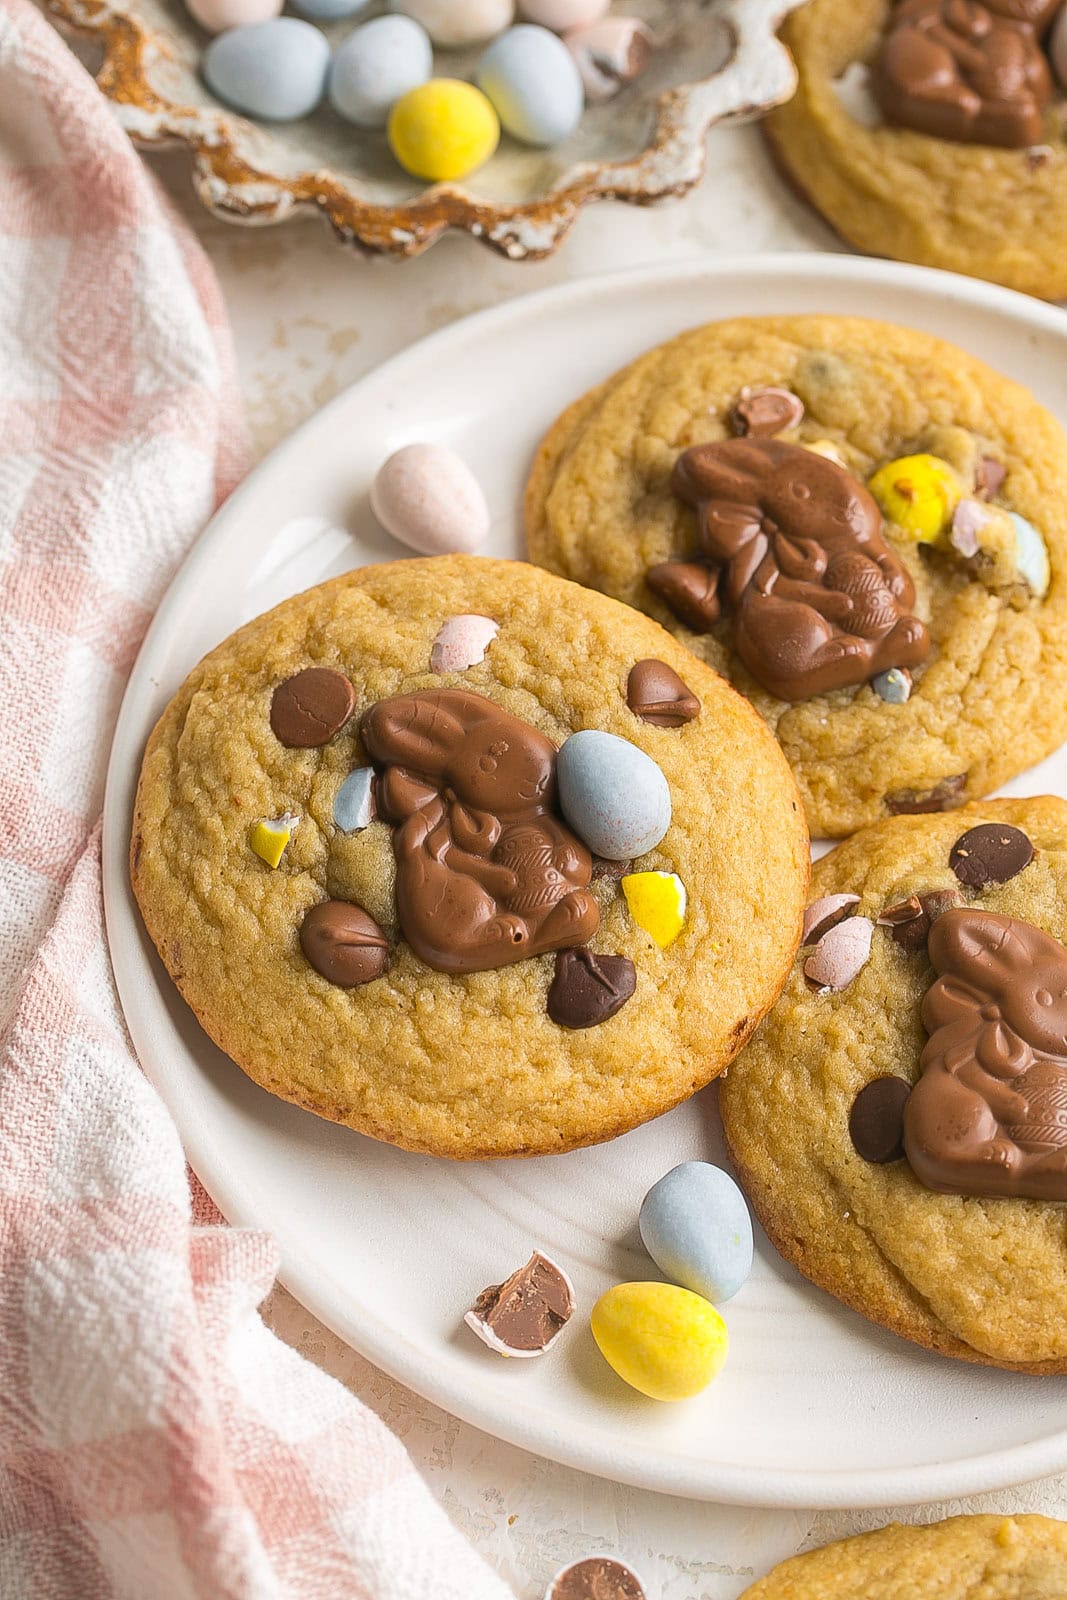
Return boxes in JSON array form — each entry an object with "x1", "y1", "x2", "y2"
[
  {"x1": 361, "y1": 689, "x2": 600, "y2": 974},
  {"x1": 904, "y1": 908, "x2": 1067, "y2": 1200},
  {"x1": 666, "y1": 438, "x2": 930, "y2": 702}
]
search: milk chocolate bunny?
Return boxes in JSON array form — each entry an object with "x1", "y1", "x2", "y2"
[
  {"x1": 665, "y1": 438, "x2": 930, "y2": 701},
  {"x1": 904, "y1": 908, "x2": 1067, "y2": 1199},
  {"x1": 361, "y1": 689, "x2": 600, "y2": 974}
]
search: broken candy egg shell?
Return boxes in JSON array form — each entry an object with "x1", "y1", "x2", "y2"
[
  {"x1": 463, "y1": 1307, "x2": 565, "y2": 1357},
  {"x1": 430, "y1": 613, "x2": 500, "y2": 673},
  {"x1": 621, "y1": 871, "x2": 686, "y2": 949},
  {"x1": 801, "y1": 892, "x2": 859, "y2": 944},
  {"x1": 1010, "y1": 511, "x2": 1051, "y2": 597},
  {"x1": 803, "y1": 916, "x2": 874, "y2": 991},
  {"x1": 333, "y1": 766, "x2": 376, "y2": 833},
  {"x1": 371, "y1": 442, "x2": 491, "y2": 555},
  {"x1": 564, "y1": 17, "x2": 652, "y2": 101},
  {"x1": 867, "y1": 454, "x2": 963, "y2": 543},
  {"x1": 591, "y1": 1281, "x2": 728, "y2": 1401}
]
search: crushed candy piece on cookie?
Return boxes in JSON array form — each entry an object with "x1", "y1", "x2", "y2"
[
  {"x1": 804, "y1": 915, "x2": 874, "y2": 991},
  {"x1": 429, "y1": 613, "x2": 499, "y2": 673},
  {"x1": 867, "y1": 453, "x2": 963, "y2": 543},
  {"x1": 249, "y1": 812, "x2": 298, "y2": 869},
  {"x1": 621, "y1": 870, "x2": 686, "y2": 948}
]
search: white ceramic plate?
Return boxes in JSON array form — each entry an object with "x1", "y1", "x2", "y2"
[{"x1": 104, "y1": 255, "x2": 1067, "y2": 1509}]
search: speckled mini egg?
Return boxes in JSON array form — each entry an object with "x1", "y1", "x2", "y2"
[
  {"x1": 390, "y1": 0, "x2": 514, "y2": 47},
  {"x1": 184, "y1": 0, "x2": 281, "y2": 37},
  {"x1": 556, "y1": 730, "x2": 670, "y2": 861},
  {"x1": 329, "y1": 15, "x2": 432, "y2": 128},
  {"x1": 371, "y1": 443, "x2": 491, "y2": 554},
  {"x1": 639, "y1": 1162, "x2": 753, "y2": 1305},
  {"x1": 291, "y1": 0, "x2": 369, "y2": 21},
  {"x1": 476, "y1": 24, "x2": 584, "y2": 147},
  {"x1": 590, "y1": 1282, "x2": 728, "y2": 1402},
  {"x1": 520, "y1": 0, "x2": 609, "y2": 28},
  {"x1": 203, "y1": 18, "x2": 330, "y2": 121}
]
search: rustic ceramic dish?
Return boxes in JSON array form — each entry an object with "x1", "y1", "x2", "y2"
[{"x1": 50, "y1": 0, "x2": 807, "y2": 260}]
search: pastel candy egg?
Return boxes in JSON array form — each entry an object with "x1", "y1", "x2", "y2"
[
  {"x1": 867, "y1": 454, "x2": 963, "y2": 543},
  {"x1": 872, "y1": 667, "x2": 912, "y2": 704},
  {"x1": 250, "y1": 812, "x2": 298, "y2": 869},
  {"x1": 329, "y1": 16, "x2": 432, "y2": 128},
  {"x1": 565, "y1": 17, "x2": 652, "y2": 102},
  {"x1": 292, "y1": 0, "x2": 368, "y2": 19},
  {"x1": 430, "y1": 614, "x2": 499, "y2": 673},
  {"x1": 1009, "y1": 511, "x2": 1051, "y2": 597},
  {"x1": 185, "y1": 0, "x2": 281, "y2": 37},
  {"x1": 556, "y1": 731, "x2": 671, "y2": 860},
  {"x1": 371, "y1": 443, "x2": 491, "y2": 554},
  {"x1": 477, "y1": 25, "x2": 584, "y2": 147},
  {"x1": 333, "y1": 767, "x2": 375, "y2": 833},
  {"x1": 621, "y1": 871, "x2": 686, "y2": 949},
  {"x1": 590, "y1": 1282, "x2": 728, "y2": 1401},
  {"x1": 390, "y1": 0, "x2": 514, "y2": 47},
  {"x1": 203, "y1": 19, "x2": 329, "y2": 121},
  {"x1": 388, "y1": 80, "x2": 500, "y2": 181},
  {"x1": 639, "y1": 1162, "x2": 753, "y2": 1305},
  {"x1": 520, "y1": 0, "x2": 609, "y2": 27}
]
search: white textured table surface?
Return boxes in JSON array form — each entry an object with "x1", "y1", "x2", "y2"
[{"x1": 149, "y1": 130, "x2": 1067, "y2": 1599}]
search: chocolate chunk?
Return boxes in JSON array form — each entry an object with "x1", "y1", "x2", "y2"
[
  {"x1": 300, "y1": 900, "x2": 389, "y2": 987},
  {"x1": 646, "y1": 560, "x2": 721, "y2": 633},
  {"x1": 547, "y1": 1557, "x2": 647, "y2": 1600},
  {"x1": 730, "y1": 385, "x2": 805, "y2": 438},
  {"x1": 975, "y1": 456, "x2": 1006, "y2": 500},
  {"x1": 270, "y1": 667, "x2": 356, "y2": 748},
  {"x1": 464, "y1": 1252, "x2": 574, "y2": 1356},
  {"x1": 548, "y1": 949, "x2": 636, "y2": 1029},
  {"x1": 849, "y1": 1077, "x2": 911, "y2": 1164},
  {"x1": 886, "y1": 775, "x2": 966, "y2": 815},
  {"x1": 879, "y1": 887, "x2": 965, "y2": 953},
  {"x1": 950, "y1": 823, "x2": 1034, "y2": 888},
  {"x1": 626, "y1": 659, "x2": 701, "y2": 727}
]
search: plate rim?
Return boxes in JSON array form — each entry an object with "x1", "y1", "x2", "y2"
[{"x1": 104, "y1": 252, "x2": 1067, "y2": 1509}]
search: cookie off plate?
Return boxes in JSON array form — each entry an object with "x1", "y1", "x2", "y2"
[{"x1": 104, "y1": 254, "x2": 1067, "y2": 1508}]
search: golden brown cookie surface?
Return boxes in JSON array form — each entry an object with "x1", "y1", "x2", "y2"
[
  {"x1": 720, "y1": 796, "x2": 1067, "y2": 1372},
  {"x1": 132, "y1": 555, "x2": 808, "y2": 1160},
  {"x1": 525, "y1": 314, "x2": 1067, "y2": 837}
]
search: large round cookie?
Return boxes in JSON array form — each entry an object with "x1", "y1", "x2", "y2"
[
  {"x1": 132, "y1": 555, "x2": 808, "y2": 1160},
  {"x1": 763, "y1": 0, "x2": 1067, "y2": 300},
  {"x1": 739, "y1": 1515, "x2": 1067, "y2": 1600},
  {"x1": 526, "y1": 314, "x2": 1067, "y2": 837},
  {"x1": 720, "y1": 796, "x2": 1067, "y2": 1372}
]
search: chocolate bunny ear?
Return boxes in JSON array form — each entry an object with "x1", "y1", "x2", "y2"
[
  {"x1": 672, "y1": 438, "x2": 779, "y2": 507},
  {"x1": 362, "y1": 691, "x2": 470, "y2": 777},
  {"x1": 928, "y1": 908, "x2": 1036, "y2": 995}
]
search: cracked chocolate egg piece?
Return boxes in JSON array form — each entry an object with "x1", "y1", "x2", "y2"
[
  {"x1": 464, "y1": 1251, "x2": 575, "y2": 1357},
  {"x1": 546, "y1": 1556, "x2": 646, "y2": 1600},
  {"x1": 730, "y1": 385, "x2": 805, "y2": 437}
]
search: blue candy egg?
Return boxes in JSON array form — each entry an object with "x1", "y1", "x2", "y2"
[
  {"x1": 203, "y1": 18, "x2": 329, "y2": 121},
  {"x1": 292, "y1": 0, "x2": 369, "y2": 18},
  {"x1": 333, "y1": 766, "x2": 375, "y2": 833},
  {"x1": 639, "y1": 1162, "x2": 753, "y2": 1305},
  {"x1": 329, "y1": 15, "x2": 433, "y2": 128},
  {"x1": 476, "y1": 24, "x2": 583, "y2": 148},
  {"x1": 556, "y1": 730, "x2": 670, "y2": 861}
]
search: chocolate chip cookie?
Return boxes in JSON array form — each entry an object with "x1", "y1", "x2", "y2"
[
  {"x1": 132, "y1": 555, "x2": 808, "y2": 1160},
  {"x1": 764, "y1": 0, "x2": 1067, "y2": 298},
  {"x1": 720, "y1": 795, "x2": 1067, "y2": 1371},
  {"x1": 525, "y1": 314, "x2": 1067, "y2": 837}
]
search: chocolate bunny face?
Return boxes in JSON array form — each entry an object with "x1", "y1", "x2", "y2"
[
  {"x1": 361, "y1": 689, "x2": 599, "y2": 974},
  {"x1": 926, "y1": 908, "x2": 1067, "y2": 1058},
  {"x1": 669, "y1": 439, "x2": 930, "y2": 702}
]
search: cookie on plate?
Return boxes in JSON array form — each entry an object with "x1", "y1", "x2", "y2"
[
  {"x1": 739, "y1": 1515, "x2": 1067, "y2": 1599},
  {"x1": 720, "y1": 796, "x2": 1067, "y2": 1372},
  {"x1": 763, "y1": 0, "x2": 1067, "y2": 299},
  {"x1": 132, "y1": 555, "x2": 808, "y2": 1160},
  {"x1": 526, "y1": 314, "x2": 1067, "y2": 837}
]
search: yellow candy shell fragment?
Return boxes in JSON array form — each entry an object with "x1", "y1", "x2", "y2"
[
  {"x1": 250, "y1": 813, "x2": 296, "y2": 869},
  {"x1": 621, "y1": 870, "x2": 686, "y2": 949},
  {"x1": 388, "y1": 79, "x2": 500, "y2": 182},
  {"x1": 867, "y1": 454, "x2": 963, "y2": 543},
  {"x1": 591, "y1": 1282, "x2": 728, "y2": 1402}
]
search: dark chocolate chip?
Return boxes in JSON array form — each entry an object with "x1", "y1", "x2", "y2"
[
  {"x1": 950, "y1": 823, "x2": 1034, "y2": 889},
  {"x1": 646, "y1": 560, "x2": 721, "y2": 633},
  {"x1": 881, "y1": 887, "x2": 966, "y2": 953},
  {"x1": 849, "y1": 1077, "x2": 911, "y2": 1164},
  {"x1": 548, "y1": 949, "x2": 636, "y2": 1029},
  {"x1": 626, "y1": 659, "x2": 701, "y2": 728},
  {"x1": 270, "y1": 667, "x2": 356, "y2": 748},
  {"x1": 730, "y1": 386, "x2": 805, "y2": 438},
  {"x1": 548, "y1": 1557, "x2": 647, "y2": 1600},
  {"x1": 466, "y1": 1252, "x2": 574, "y2": 1354},
  {"x1": 300, "y1": 900, "x2": 389, "y2": 986},
  {"x1": 975, "y1": 456, "x2": 1006, "y2": 500},
  {"x1": 885, "y1": 775, "x2": 966, "y2": 815}
]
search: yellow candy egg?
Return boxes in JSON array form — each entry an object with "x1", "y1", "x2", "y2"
[
  {"x1": 591, "y1": 1282, "x2": 729, "y2": 1402},
  {"x1": 621, "y1": 871, "x2": 686, "y2": 949},
  {"x1": 250, "y1": 813, "x2": 297, "y2": 869},
  {"x1": 388, "y1": 79, "x2": 500, "y2": 182},
  {"x1": 866, "y1": 454, "x2": 963, "y2": 543}
]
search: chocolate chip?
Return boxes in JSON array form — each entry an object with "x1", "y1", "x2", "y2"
[
  {"x1": 885, "y1": 775, "x2": 966, "y2": 815},
  {"x1": 975, "y1": 456, "x2": 1006, "y2": 500},
  {"x1": 730, "y1": 386, "x2": 805, "y2": 438},
  {"x1": 548, "y1": 949, "x2": 636, "y2": 1029},
  {"x1": 626, "y1": 659, "x2": 701, "y2": 727},
  {"x1": 849, "y1": 1077, "x2": 911, "y2": 1164},
  {"x1": 548, "y1": 1557, "x2": 647, "y2": 1600},
  {"x1": 646, "y1": 560, "x2": 721, "y2": 633},
  {"x1": 465, "y1": 1252, "x2": 574, "y2": 1355},
  {"x1": 299, "y1": 901, "x2": 389, "y2": 986},
  {"x1": 950, "y1": 823, "x2": 1034, "y2": 889},
  {"x1": 880, "y1": 887, "x2": 965, "y2": 953},
  {"x1": 270, "y1": 667, "x2": 356, "y2": 748}
]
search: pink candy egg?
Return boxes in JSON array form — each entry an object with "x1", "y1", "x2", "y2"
[
  {"x1": 520, "y1": 0, "x2": 609, "y2": 30},
  {"x1": 185, "y1": 0, "x2": 282, "y2": 34},
  {"x1": 371, "y1": 442, "x2": 491, "y2": 556}
]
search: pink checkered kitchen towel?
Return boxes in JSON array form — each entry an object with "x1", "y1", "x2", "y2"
[{"x1": 0, "y1": 5, "x2": 516, "y2": 1597}]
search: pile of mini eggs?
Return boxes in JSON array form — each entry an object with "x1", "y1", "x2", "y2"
[{"x1": 197, "y1": 0, "x2": 655, "y2": 182}]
